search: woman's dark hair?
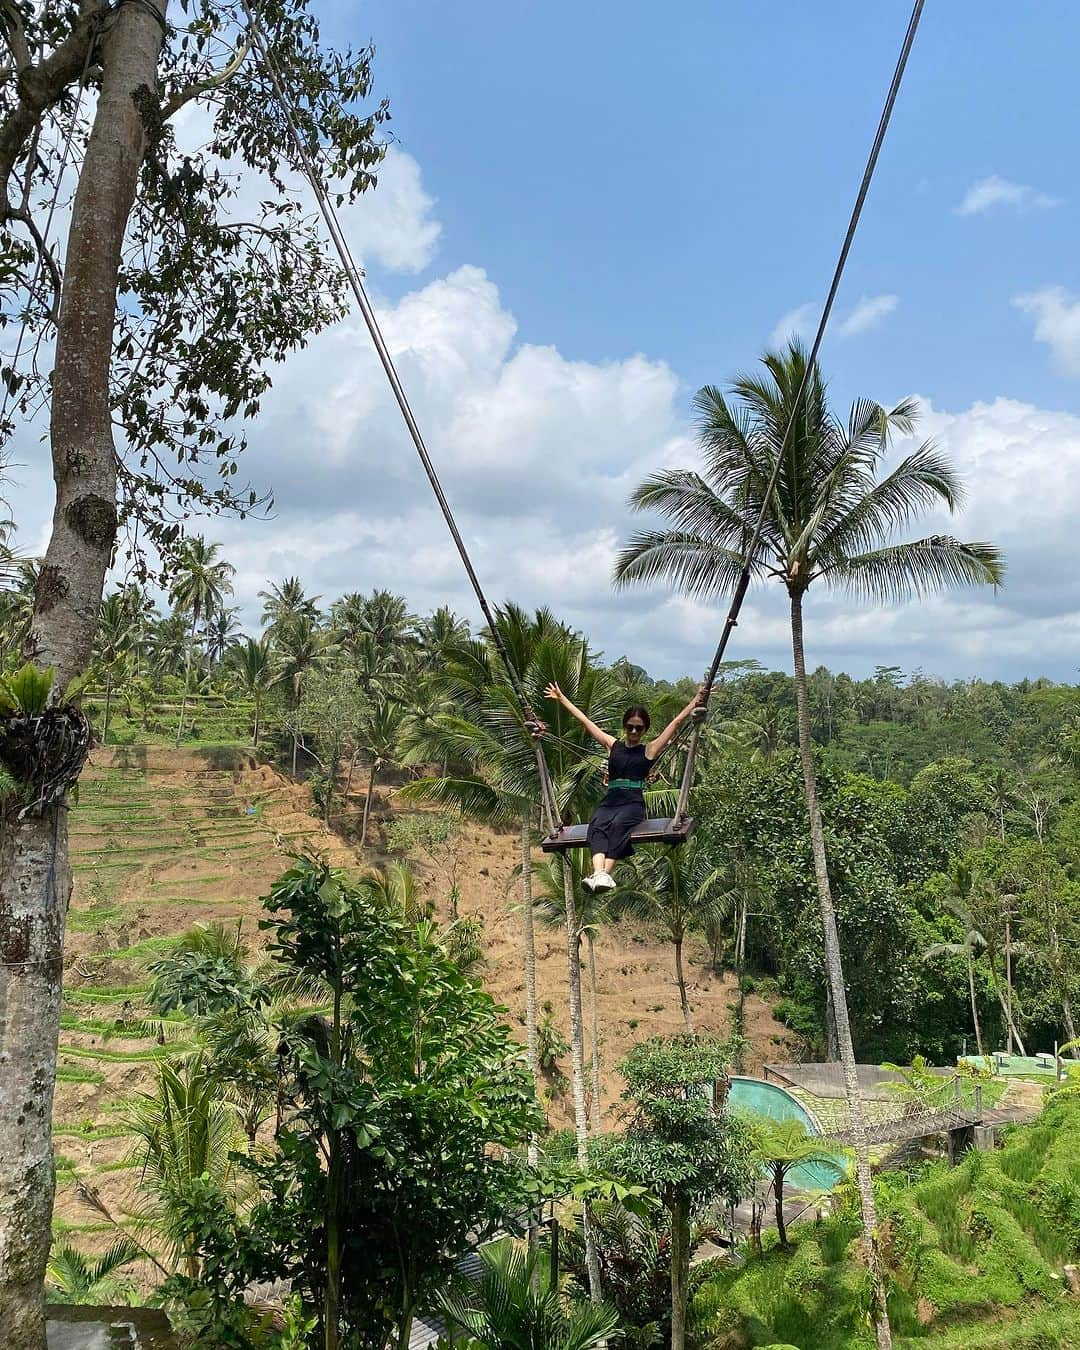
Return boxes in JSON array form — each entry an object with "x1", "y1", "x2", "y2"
[{"x1": 622, "y1": 706, "x2": 651, "y2": 731}]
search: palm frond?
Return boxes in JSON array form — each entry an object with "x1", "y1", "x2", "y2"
[
  {"x1": 822, "y1": 536, "x2": 1005, "y2": 603},
  {"x1": 613, "y1": 532, "x2": 754, "y2": 597}
]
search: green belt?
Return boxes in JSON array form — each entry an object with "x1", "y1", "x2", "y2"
[{"x1": 607, "y1": 778, "x2": 646, "y2": 789}]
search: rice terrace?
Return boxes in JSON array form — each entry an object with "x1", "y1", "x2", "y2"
[{"x1": 1, "y1": 2, "x2": 1080, "y2": 1349}]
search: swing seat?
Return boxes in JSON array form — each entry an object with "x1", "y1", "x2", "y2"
[{"x1": 541, "y1": 816, "x2": 695, "y2": 853}]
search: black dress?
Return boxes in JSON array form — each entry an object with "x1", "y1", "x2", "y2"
[{"x1": 586, "y1": 741, "x2": 650, "y2": 860}]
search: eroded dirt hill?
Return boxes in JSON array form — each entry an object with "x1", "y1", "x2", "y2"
[{"x1": 54, "y1": 745, "x2": 795, "y2": 1239}]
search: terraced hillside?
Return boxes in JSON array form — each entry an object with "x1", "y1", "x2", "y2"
[
  {"x1": 54, "y1": 746, "x2": 360, "y2": 1242},
  {"x1": 53, "y1": 743, "x2": 794, "y2": 1246}
]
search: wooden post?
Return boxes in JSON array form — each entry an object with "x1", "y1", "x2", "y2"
[{"x1": 549, "y1": 1214, "x2": 560, "y2": 1292}]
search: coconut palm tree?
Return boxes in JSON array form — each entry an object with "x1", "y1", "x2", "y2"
[
  {"x1": 924, "y1": 860, "x2": 987, "y2": 1058},
  {"x1": 0, "y1": 557, "x2": 38, "y2": 665},
  {"x1": 439, "y1": 1242, "x2": 618, "y2": 1350},
  {"x1": 532, "y1": 853, "x2": 613, "y2": 1131},
  {"x1": 258, "y1": 575, "x2": 321, "y2": 633},
  {"x1": 94, "y1": 591, "x2": 138, "y2": 744},
  {"x1": 274, "y1": 613, "x2": 328, "y2": 776},
  {"x1": 168, "y1": 537, "x2": 235, "y2": 746},
  {"x1": 125, "y1": 1055, "x2": 248, "y2": 1278},
  {"x1": 399, "y1": 606, "x2": 618, "y2": 1301},
  {"x1": 752, "y1": 1117, "x2": 842, "y2": 1247},
  {"x1": 355, "y1": 695, "x2": 405, "y2": 847},
  {"x1": 204, "y1": 605, "x2": 241, "y2": 667},
  {"x1": 227, "y1": 635, "x2": 276, "y2": 747},
  {"x1": 615, "y1": 342, "x2": 1003, "y2": 1350},
  {"x1": 614, "y1": 842, "x2": 730, "y2": 1035}
]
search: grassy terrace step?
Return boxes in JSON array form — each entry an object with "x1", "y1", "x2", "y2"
[
  {"x1": 66, "y1": 906, "x2": 125, "y2": 932},
  {"x1": 63, "y1": 984, "x2": 149, "y2": 1004},
  {"x1": 56, "y1": 1065, "x2": 105, "y2": 1084},
  {"x1": 59, "y1": 1043, "x2": 193, "y2": 1063},
  {"x1": 54, "y1": 1125, "x2": 133, "y2": 1142}
]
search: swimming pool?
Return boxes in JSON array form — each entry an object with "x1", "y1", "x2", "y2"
[{"x1": 727, "y1": 1076, "x2": 848, "y2": 1190}]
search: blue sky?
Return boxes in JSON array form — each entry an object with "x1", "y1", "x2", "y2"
[
  {"x1": 337, "y1": 0, "x2": 1080, "y2": 414},
  {"x1": 11, "y1": 2, "x2": 1080, "y2": 683}
]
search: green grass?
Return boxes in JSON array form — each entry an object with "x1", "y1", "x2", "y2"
[
  {"x1": 65, "y1": 904, "x2": 126, "y2": 933},
  {"x1": 691, "y1": 1094, "x2": 1080, "y2": 1350},
  {"x1": 62, "y1": 984, "x2": 149, "y2": 1004},
  {"x1": 58, "y1": 1043, "x2": 193, "y2": 1063},
  {"x1": 55, "y1": 1065, "x2": 105, "y2": 1084}
]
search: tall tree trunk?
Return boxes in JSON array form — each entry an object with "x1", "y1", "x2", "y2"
[
  {"x1": 586, "y1": 930, "x2": 602, "y2": 1131},
  {"x1": 561, "y1": 864, "x2": 601, "y2": 1303},
  {"x1": 0, "y1": 5, "x2": 167, "y2": 1342},
  {"x1": 967, "y1": 954, "x2": 984, "y2": 1058},
  {"x1": 993, "y1": 982, "x2": 1031, "y2": 1053},
  {"x1": 670, "y1": 1197, "x2": 690, "y2": 1350},
  {"x1": 522, "y1": 811, "x2": 540, "y2": 1281},
  {"x1": 251, "y1": 697, "x2": 260, "y2": 749},
  {"x1": 825, "y1": 982, "x2": 839, "y2": 1061},
  {"x1": 774, "y1": 1169, "x2": 788, "y2": 1247},
  {"x1": 673, "y1": 933, "x2": 693, "y2": 1034},
  {"x1": 360, "y1": 759, "x2": 379, "y2": 847},
  {"x1": 175, "y1": 608, "x2": 198, "y2": 747},
  {"x1": 1005, "y1": 912, "x2": 1014, "y2": 1056},
  {"x1": 343, "y1": 747, "x2": 361, "y2": 800},
  {"x1": 790, "y1": 590, "x2": 891, "y2": 1350},
  {"x1": 102, "y1": 671, "x2": 113, "y2": 745}
]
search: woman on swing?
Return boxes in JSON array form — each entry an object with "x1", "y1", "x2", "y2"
[{"x1": 543, "y1": 681, "x2": 708, "y2": 892}]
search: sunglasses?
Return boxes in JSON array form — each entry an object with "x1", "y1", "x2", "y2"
[{"x1": 625, "y1": 722, "x2": 646, "y2": 732}]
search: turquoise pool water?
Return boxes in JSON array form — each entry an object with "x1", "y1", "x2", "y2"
[{"x1": 727, "y1": 1076, "x2": 848, "y2": 1191}]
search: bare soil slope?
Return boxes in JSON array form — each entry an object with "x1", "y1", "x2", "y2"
[{"x1": 54, "y1": 744, "x2": 795, "y2": 1238}]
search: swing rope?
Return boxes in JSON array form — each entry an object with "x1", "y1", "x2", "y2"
[
  {"x1": 238, "y1": 0, "x2": 925, "y2": 840},
  {"x1": 665, "y1": 0, "x2": 927, "y2": 825},
  {"x1": 237, "y1": 0, "x2": 562, "y2": 831}
]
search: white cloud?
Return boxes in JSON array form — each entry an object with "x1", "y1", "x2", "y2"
[
  {"x1": 836, "y1": 293, "x2": 898, "y2": 338},
  {"x1": 1014, "y1": 286, "x2": 1080, "y2": 377},
  {"x1": 768, "y1": 303, "x2": 813, "y2": 348},
  {"x1": 769, "y1": 294, "x2": 897, "y2": 348},
  {"x1": 10, "y1": 138, "x2": 1080, "y2": 684},
  {"x1": 955, "y1": 174, "x2": 1060, "y2": 216},
  {"x1": 338, "y1": 147, "x2": 441, "y2": 274}
]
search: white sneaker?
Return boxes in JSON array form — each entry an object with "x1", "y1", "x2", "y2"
[
  {"x1": 593, "y1": 872, "x2": 616, "y2": 891},
  {"x1": 581, "y1": 872, "x2": 599, "y2": 893}
]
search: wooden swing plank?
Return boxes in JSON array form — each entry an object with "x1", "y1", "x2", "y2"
[{"x1": 540, "y1": 816, "x2": 695, "y2": 853}]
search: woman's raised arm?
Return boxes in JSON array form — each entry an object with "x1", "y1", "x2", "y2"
[
  {"x1": 645, "y1": 684, "x2": 709, "y2": 760},
  {"x1": 545, "y1": 682, "x2": 615, "y2": 751}
]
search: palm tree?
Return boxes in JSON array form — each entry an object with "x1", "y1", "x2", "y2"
[
  {"x1": 125, "y1": 1055, "x2": 248, "y2": 1278},
  {"x1": 204, "y1": 605, "x2": 241, "y2": 666},
  {"x1": 258, "y1": 575, "x2": 320, "y2": 633},
  {"x1": 148, "y1": 611, "x2": 189, "y2": 679},
  {"x1": 924, "y1": 860, "x2": 987, "y2": 1058},
  {"x1": 355, "y1": 695, "x2": 405, "y2": 847},
  {"x1": 94, "y1": 591, "x2": 138, "y2": 744},
  {"x1": 439, "y1": 1242, "x2": 619, "y2": 1350},
  {"x1": 46, "y1": 1237, "x2": 141, "y2": 1305},
  {"x1": 362, "y1": 859, "x2": 430, "y2": 922},
  {"x1": 227, "y1": 635, "x2": 276, "y2": 747},
  {"x1": 533, "y1": 854, "x2": 613, "y2": 1131},
  {"x1": 752, "y1": 1117, "x2": 842, "y2": 1247},
  {"x1": 399, "y1": 606, "x2": 618, "y2": 1301},
  {"x1": 614, "y1": 842, "x2": 730, "y2": 1035},
  {"x1": 274, "y1": 613, "x2": 327, "y2": 776},
  {"x1": 615, "y1": 342, "x2": 1003, "y2": 1350},
  {"x1": 168, "y1": 537, "x2": 235, "y2": 746},
  {"x1": 0, "y1": 558, "x2": 38, "y2": 665}
]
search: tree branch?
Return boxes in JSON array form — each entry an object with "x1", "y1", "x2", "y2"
[
  {"x1": 0, "y1": 1, "x2": 108, "y2": 210},
  {"x1": 6, "y1": 204, "x2": 62, "y2": 320},
  {"x1": 0, "y1": 0, "x2": 31, "y2": 75},
  {"x1": 161, "y1": 30, "x2": 253, "y2": 120}
]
